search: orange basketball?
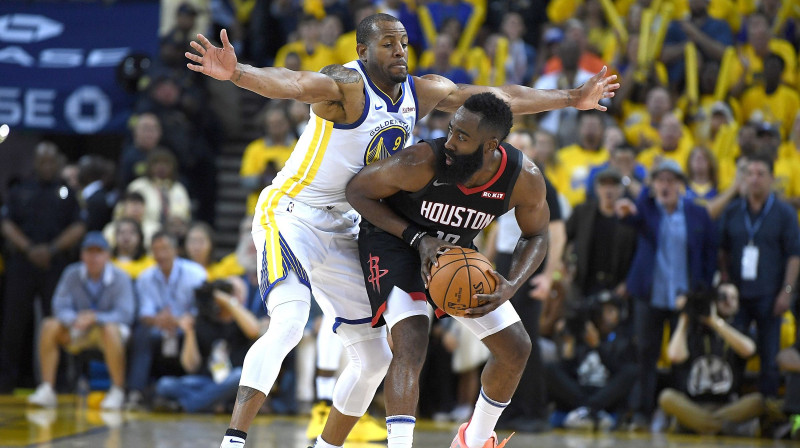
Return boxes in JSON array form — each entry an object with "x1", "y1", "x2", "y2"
[{"x1": 428, "y1": 248, "x2": 496, "y2": 317}]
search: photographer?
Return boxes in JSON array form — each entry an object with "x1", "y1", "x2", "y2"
[
  {"x1": 658, "y1": 285, "x2": 764, "y2": 436},
  {"x1": 544, "y1": 291, "x2": 637, "y2": 430},
  {"x1": 153, "y1": 278, "x2": 261, "y2": 413}
]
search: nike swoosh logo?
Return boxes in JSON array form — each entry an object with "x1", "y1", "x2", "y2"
[
  {"x1": 432, "y1": 180, "x2": 448, "y2": 186},
  {"x1": 375, "y1": 104, "x2": 383, "y2": 110},
  {"x1": 230, "y1": 441, "x2": 243, "y2": 444}
]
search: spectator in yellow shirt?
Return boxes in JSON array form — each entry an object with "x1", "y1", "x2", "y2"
[
  {"x1": 274, "y1": 15, "x2": 337, "y2": 72},
  {"x1": 333, "y1": 3, "x2": 376, "y2": 65},
  {"x1": 624, "y1": 86, "x2": 673, "y2": 150},
  {"x1": 740, "y1": 54, "x2": 800, "y2": 139},
  {"x1": 551, "y1": 110, "x2": 610, "y2": 207},
  {"x1": 729, "y1": 13, "x2": 797, "y2": 96},
  {"x1": 637, "y1": 113, "x2": 693, "y2": 172},
  {"x1": 111, "y1": 218, "x2": 155, "y2": 280},
  {"x1": 240, "y1": 107, "x2": 296, "y2": 213}
]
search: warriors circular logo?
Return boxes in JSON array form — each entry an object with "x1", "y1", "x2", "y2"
[{"x1": 364, "y1": 126, "x2": 408, "y2": 165}]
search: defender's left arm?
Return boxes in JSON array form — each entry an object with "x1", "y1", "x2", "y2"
[
  {"x1": 468, "y1": 160, "x2": 549, "y2": 317},
  {"x1": 413, "y1": 67, "x2": 619, "y2": 116}
]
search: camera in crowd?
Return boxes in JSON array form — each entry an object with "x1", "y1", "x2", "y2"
[
  {"x1": 194, "y1": 280, "x2": 234, "y2": 321},
  {"x1": 684, "y1": 286, "x2": 736, "y2": 321},
  {"x1": 564, "y1": 290, "x2": 625, "y2": 339}
]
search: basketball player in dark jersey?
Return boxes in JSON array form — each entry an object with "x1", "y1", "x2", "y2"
[{"x1": 346, "y1": 92, "x2": 549, "y2": 448}]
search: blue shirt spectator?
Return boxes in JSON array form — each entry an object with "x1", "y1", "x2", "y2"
[
  {"x1": 662, "y1": 0, "x2": 733, "y2": 83},
  {"x1": 127, "y1": 231, "x2": 207, "y2": 404},
  {"x1": 718, "y1": 155, "x2": 800, "y2": 397},
  {"x1": 53, "y1": 262, "x2": 135, "y2": 327},
  {"x1": 719, "y1": 193, "x2": 800, "y2": 298},
  {"x1": 28, "y1": 232, "x2": 132, "y2": 410},
  {"x1": 137, "y1": 257, "x2": 207, "y2": 318},
  {"x1": 651, "y1": 199, "x2": 689, "y2": 309},
  {"x1": 623, "y1": 178, "x2": 717, "y2": 300},
  {"x1": 618, "y1": 160, "x2": 717, "y2": 422}
]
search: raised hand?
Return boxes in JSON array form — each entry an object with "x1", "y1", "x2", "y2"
[
  {"x1": 575, "y1": 66, "x2": 619, "y2": 112},
  {"x1": 186, "y1": 29, "x2": 237, "y2": 81}
]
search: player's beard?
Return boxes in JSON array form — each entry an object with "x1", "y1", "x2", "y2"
[
  {"x1": 389, "y1": 71, "x2": 407, "y2": 83},
  {"x1": 437, "y1": 143, "x2": 485, "y2": 185}
]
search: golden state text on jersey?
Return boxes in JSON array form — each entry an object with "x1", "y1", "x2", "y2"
[{"x1": 365, "y1": 119, "x2": 412, "y2": 165}]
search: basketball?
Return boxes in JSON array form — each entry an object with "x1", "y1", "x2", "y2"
[{"x1": 428, "y1": 248, "x2": 496, "y2": 317}]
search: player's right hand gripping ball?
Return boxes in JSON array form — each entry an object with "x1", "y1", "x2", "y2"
[{"x1": 428, "y1": 248, "x2": 496, "y2": 317}]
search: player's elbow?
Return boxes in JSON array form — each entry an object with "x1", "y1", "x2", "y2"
[{"x1": 344, "y1": 179, "x2": 364, "y2": 208}]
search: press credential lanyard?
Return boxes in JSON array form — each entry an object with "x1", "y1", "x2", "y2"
[{"x1": 741, "y1": 194, "x2": 775, "y2": 281}]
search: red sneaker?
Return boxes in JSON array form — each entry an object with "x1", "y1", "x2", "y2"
[{"x1": 450, "y1": 422, "x2": 514, "y2": 448}]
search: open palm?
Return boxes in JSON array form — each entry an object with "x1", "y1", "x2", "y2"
[
  {"x1": 575, "y1": 66, "x2": 619, "y2": 112},
  {"x1": 185, "y1": 29, "x2": 237, "y2": 81}
]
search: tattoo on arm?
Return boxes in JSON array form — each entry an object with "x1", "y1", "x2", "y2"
[
  {"x1": 320, "y1": 65, "x2": 362, "y2": 84},
  {"x1": 234, "y1": 69, "x2": 243, "y2": 83},
  {"x1": 236, "y1": 386, "x2": 261, "y2": 404}
]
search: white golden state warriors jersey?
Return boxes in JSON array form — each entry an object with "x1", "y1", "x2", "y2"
[{"x1": 264, "y1": 60, "x2": 419, "y2": 211}]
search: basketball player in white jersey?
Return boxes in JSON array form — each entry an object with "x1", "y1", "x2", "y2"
[{"x1": 187, "y1": 13, "x2": 618, "y2": 448}]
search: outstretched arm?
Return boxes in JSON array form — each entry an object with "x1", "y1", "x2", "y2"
[
  {"x1": 414, "y1": 66, "x2": 619, "y2": 116},
  {"x1": 186, "y1": 29, "x2": 348, "y2": 105}
]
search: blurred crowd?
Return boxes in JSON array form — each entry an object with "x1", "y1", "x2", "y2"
[{"x1": 2, "y1": 0, "x2": 800, "y2": 442}]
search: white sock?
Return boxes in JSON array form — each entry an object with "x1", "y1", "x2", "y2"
[
  {"x1": 314, "y1": 435, "x2": 341, "y2": 448},
  {"x1": 220, "y1": 436, "x2": 246, "y2": 448},
  {"x1": 464, "y1": 389, "x2": 509, "y2": 448},
  {"x1": 316, "y1": 376, "x2": 336, "y2": 402},
  {"x1": 220, "y1": 429, "x2": 247, "y2": 448},
  {"x1": 386, "y1": 415, "x2": 415, "y2": 448}
]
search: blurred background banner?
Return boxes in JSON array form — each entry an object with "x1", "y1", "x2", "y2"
[{"x1": 0, "y1": 2, "x2": 159, "y2": 134}]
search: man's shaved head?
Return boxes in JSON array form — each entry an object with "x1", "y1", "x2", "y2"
[{"x1": 356, "y1": 13, "x2": 402, "y2": 45}]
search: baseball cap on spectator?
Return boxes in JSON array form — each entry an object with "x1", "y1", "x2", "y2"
[
  {"x1": 544, "y1": 27, "x2": 564, "y2": 44},
  {"x1": 756, "y1": 122, "x2": 781, "y2": 139},
  {"x1": 177, "y1": 2, "x2": 198, "y2": 16},
  {"x1": 595, "y1": 167, "x2": 623, "y2": 184},
  {"x1": 710, "y1": 101, "x2": 733, "y2": 122},
  {"x1": 82, "y1": 231, "x2": 110, "y2": 251},
  {"x1": 650, "y1": 159, "x2": 686, "y2": 183}
]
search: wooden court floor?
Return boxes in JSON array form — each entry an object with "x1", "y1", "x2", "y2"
[{"x1": 0, "y1": 395, "x2": 794, "y2": 448}]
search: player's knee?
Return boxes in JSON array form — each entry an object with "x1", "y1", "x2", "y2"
[
  {"x1": 515, "y1": 328, "x2": 532, "y2": 361},
  {"x1": 366, "y1": 340, "x2": 393, "y2": 378},
  {"x1": 493, "y1": 324, "x2": 531, "y2": 369},
  {"x1": 351, "y1": 338, "x2": 393, "y2": 383},
  {"x1": 266, "y1": 317, "x2": 306, "y2": 348},
  {"x1": 390, "y1": 317, "x2": 429, "y2": 367}
]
